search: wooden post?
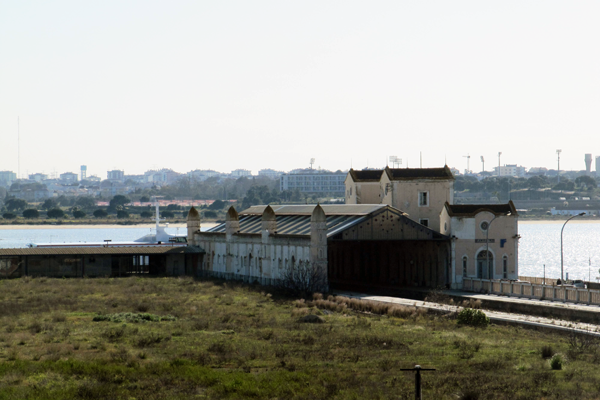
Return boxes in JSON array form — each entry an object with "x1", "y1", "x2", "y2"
[{"x1": 401, "y1": 365, "x2": 436, "y2": 400}]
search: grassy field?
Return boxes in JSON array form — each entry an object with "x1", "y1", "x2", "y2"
[{"x1": 1, "y1": 277, "x2": 600, "y2": 399}]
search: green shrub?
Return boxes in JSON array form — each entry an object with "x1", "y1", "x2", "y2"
[
  {"x1": 457, "y1": 308, "x2": 490, "y2": 327},
  {"x1": 550, "y1": 353, "x2": 563, "y2": 370}
]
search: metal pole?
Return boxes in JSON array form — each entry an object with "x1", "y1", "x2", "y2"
[
  {"x1": 543, "y1": 264, "x2": 545, "y2": 285},
  {"x1": 561, "y1": 213, "x2": 585, "y2": 283},
  {"x1": 415, "y1": 367, "x2": 422, "y2": 400}
]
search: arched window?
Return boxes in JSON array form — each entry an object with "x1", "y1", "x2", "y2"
[
  {"x1": 503, "y1": 255, "x2": 508, "y2": 279},
  {"x1": 476, "y1": 250, "x2": 493, "y2": 279},
  {"x1": 462, "y1": 256, "x2": 468, "y2": 277}
]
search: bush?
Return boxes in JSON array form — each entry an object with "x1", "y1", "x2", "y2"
[
  {"x1": 541, "y1": 345, "x2": 554, "y2": 359},
  {"x1": 161, "y1": 211, "x2": 175, "y2": 218},
  {"x1": 140, "y1": 211, "x2": 153, "y2": 218},
  {"x1": 93, "y1": 209, "x2": 108, "y2": 218},
  {"x1": 23, "y1": 209, "x2": 39, "y2": 219},
  {"x1": 73, "y1": 210, "x2": 86, "y2": 218},
  {"x1": 203, "y1": 211, "x2": 218, "y2": 219},
  {"x1": 47, "y1": 208, "x2": 65, "y2": 219},
  {"x1": 117, "y1": 210, "x2": 130, "y2": 219},
  {"x1": 457, "y1": 308, "x2": 490, "y2": 327},
  {"x1": 2, "y1": 212, "x2": 17, "y2": 219},
  {"x1": 550, "y1": 354, "x2": 563, "y2": 370}
]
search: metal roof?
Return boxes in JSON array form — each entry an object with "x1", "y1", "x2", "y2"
[
  {"x1": 0, "y1": 246, "x2": 204, "y2": 257},
  {"x1": 207, "y1": 204, "x2": 403, "y2": 237}
]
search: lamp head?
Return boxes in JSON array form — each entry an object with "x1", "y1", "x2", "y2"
[{"x1": 579, "y1": 212, "x2": 586, "y2": 216}]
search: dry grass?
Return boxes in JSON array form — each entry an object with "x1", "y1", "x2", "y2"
[{"x1": 0, "y1": 276, "x2": 599, "y2": 399}]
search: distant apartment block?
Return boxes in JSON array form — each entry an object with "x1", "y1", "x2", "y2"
[
  {"x1": 230, "y1": 169, "x2": 252, "y2": 178},
  {"x1": 494, "y1": 164, "x2": 526, "y2": 177},
  {"x1": 29, "y1": 173, "x2": 48, "y2": 182},
  {"x1": 0, "y1": 171, "x2": 16, "y2": 187},
  {"x1": 527, "y1": 167, "x2": 548, "y2": 176},
  {"x1": 107, "y1": 170, "x2": 125, "y2": 182},
  {"x1": 144, "y1": 169, "x2": 180, "y2": 184},
  {"x1": 258, "y1": 169, "x2": 284, "y2": 179},
  {"x1": 280, "y1": 170, "x2": 346, "y2": 194},
  {"x1": 187, "y1": 169, "x2": 221, "y2": 181},
  {"x1": 59, "y1": 172, "x2": 78, "y2": 183}
]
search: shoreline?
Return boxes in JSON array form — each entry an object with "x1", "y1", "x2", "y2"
[{"x1": 0, "y1": 222, "x2": 219, "y2": 230}]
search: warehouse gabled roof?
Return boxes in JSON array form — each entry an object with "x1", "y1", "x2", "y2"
[
  {"x1": 444, "y1": 201, "x2": 518, "y2": 217},
  {"x1": 0, "y1": 246, "x2": 205, "y2": 257},
  {"x1": 207, "y1": 204, "x2": 404, "y2": 237}
]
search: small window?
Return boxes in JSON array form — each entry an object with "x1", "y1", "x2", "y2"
[
  {"x1": 462, "y1": 256, "x2": 468, "y2": 277},
  {"x1": 418, "y1": 191, "x2": 429, "y2": 207},
  {"x1": 480, "y1": 221, "x2": 489, "y2": 231},
  {"x1": 503, "y1": 256, "x2": 508, "y2": 279},
  {"x1": 419, "y1": 219, "x2": 429, "y2": 227}
]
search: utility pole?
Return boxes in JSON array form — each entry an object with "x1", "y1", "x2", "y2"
[
  {"x1": 556, "y1": 149, "x2": 562, "y2": 184},
  {"x1": 497, "y1": 152, "x2": 502, "y2": 177},
  {"x1": 480, "y1": 156, "x2": 485, "y2": 173}
]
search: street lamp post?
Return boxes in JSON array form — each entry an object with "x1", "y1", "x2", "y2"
[{"x1": 560, "y1": 212, "x2": 586, "y2": 283}]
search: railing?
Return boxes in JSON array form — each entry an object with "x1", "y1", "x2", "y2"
[{"x1": 462, "y1": 278, "x2": 600, "y2": 305}]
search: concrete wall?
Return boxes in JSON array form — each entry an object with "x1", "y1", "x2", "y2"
[
  {"x1": 195, "y1": 232, "x2": 311, "y2": 286},
  {"x1": 389, "y1": 179, "x2": 454, "y2": 230}
]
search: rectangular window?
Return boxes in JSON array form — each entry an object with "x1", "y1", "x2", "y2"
[
  {"x1": 419, "y1": 219, "x2": 429, "y2": 227},
  {"x1": 503, "y1": 257, "x2": 508, "y2": 279},
  {"x1": 418, "y1": 191, "x2": 429, "y2": 206},
  {"x1": 462, "y1": 257, "x2": 468, "y2": 277}
]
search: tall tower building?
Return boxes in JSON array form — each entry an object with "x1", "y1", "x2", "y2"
[
  {"x1": 585, "y1": 154, "x2": 592, "y2": 174},
  {"x1": 80, "y1": 165, "x2": 87, "y2": 181}
]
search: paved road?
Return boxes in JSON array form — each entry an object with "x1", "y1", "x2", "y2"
[{"x1": 335, "y1": 290, "x2": 600, "y2": 337}]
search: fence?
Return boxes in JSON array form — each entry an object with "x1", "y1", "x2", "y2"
[{"x1": 462, "y1": 278, "x2": 600, "y2": 305}]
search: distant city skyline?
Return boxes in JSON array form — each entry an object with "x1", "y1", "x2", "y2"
[{"x1": 2, "y1": 2, "x2": 599, "y2": 177}]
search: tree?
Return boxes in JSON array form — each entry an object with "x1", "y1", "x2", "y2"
[
  {"x1": 93, "y1": 209, "x2": 108, "y2": 218},
  {"x1": 575, "y1": 175, "x2": 597, "y2": 189},
  {"x1": 75, "y1": 196, "x2": 96, "y2": 209},
  {"x1": 161, "y1": 211, "x2": 175, "y2": 218},
  {"x1": 139, "y1": 195, "x2": 151, "y2": 203},
  {"x1": 140, "y1": 211, "x2": 153, "y2": 218},
  {"x1": 2, "y1": 212, "x2": 16, "y2": 219},
  {"x1": 109, "y1": 195, "x2": 131, "y2": 209},
  {"x1": 42, "y1": 199, "x2": 58, "y2": 211},
  {"x1": 208, "y1": 200, "x2": 226, "y2": 210},
  {"x1": 167, "y1": 204, "x2": 180, "y2": 210},
  {"x1": 117, "y1": 210, "x2": 130, "y2": 219},
  {"x1": 73, "y1": 210, "x2": 86, "y2": 218},
  {"x1": 23, "y1": 209, "x2": 39, "y2": 219},
  {"x1": 5, "y1": 198, "x2": 28, "y2": 212},
  {"x1": 203, "y1": 211, "x2": 218, "y2": 219},
  {"x1": 47, "y1": 208, "x2": 65, "y2": 219}
]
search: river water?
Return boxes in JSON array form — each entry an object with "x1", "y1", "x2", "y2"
[{"x1": 1, "y1": 221, "x2": 599, "y2": 281}]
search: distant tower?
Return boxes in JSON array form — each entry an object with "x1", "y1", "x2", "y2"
[
  {"x1": 585, "y1": 154, "x2": 592, "y2": 174},
  {"x1": 80, "y1": 165, "x2": 87, "y2": 181},
  {"x1": 596, "y1": 156, "x2": 600, "y2": 177}
]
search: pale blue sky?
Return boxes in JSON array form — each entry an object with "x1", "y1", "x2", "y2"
[{"x1": 1, "y1": 1, "x2": 599, "y2": 178}]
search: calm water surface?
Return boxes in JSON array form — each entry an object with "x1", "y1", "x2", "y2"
[{"x1": 2, "y1": 222, "x2": 599, "y2": 281}]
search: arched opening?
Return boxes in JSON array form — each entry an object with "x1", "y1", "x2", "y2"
[{"x1": 477, "y1": 250, "x2": 493, "y2": 279}]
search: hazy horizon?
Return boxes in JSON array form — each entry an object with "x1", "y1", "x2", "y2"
[{"x1": 2, "y1": 1, "x2": 599, "y2": 178}]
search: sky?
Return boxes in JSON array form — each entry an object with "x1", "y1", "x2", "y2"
[{"x1": 1, "y1": 1, "x2": 599, "y2": 179}]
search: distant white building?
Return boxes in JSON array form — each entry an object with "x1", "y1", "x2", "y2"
[
  {"x1": 494, "y1": 164, "x2": 527, "y2": 177},
  {"x1": 59, "y1": 172, "x2": 78, "y2": 183},
  {"x1": 281, "y1": 170, "x2": 346, "y2": 194},
  {"x1": 230, "y1": 169, "x2": 252, "y2": 178},
  {"x1": 0, "y1": 171, "x2": 17, "y2": 187},
  {"x1": 29, "y1": 173, "x2": 48, "y2": 182},
  {"x1": 258, "y1": 169, "x2": 284, "y2": 179},
  {"x1": 107, "y1": 170, "x2": 125, "y2": 182},
  {"x1": 187, "y1": 169, "x2": 222, "y2": 181}
]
